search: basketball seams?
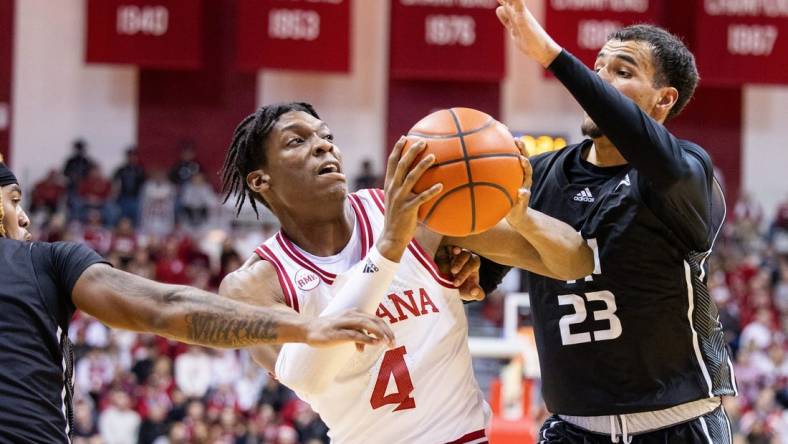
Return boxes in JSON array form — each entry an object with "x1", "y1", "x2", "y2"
[
  {"x1": 408, "y1": 118, "x2": 495, "y2": 140},
  {"x1": 448, "y1": 108, "x2": 477, "y2": 234},
  {"x1": 430, "y1": 152, "x2": 519, "y2": 169}
]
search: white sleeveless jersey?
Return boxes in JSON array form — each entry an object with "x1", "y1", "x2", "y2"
[{"x1": 255, "y1": 189, "x2": 490, "y2": 444}]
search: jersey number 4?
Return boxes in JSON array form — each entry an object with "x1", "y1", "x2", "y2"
[
  {"x1": 558, "y1": 239, "x2": 623, "y2": 346},
  {"x1": 370, "y1": 346, "x2": 416, "y2": 411}
]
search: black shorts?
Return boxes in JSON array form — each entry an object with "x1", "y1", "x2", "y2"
[{"x1": 537, "y1": 406, "x2": 732, "y2": 444}]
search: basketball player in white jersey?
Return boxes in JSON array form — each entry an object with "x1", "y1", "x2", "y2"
[{"x1": 218, "y1": 103, "x2": 594, "y2": 444}]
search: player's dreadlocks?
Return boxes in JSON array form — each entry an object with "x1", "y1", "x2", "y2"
[{"x1": 220, "y1": 102, "x2": 320, "y2": 217}]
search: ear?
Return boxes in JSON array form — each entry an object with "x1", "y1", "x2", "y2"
[
  {"x1": 246, "y1": 170, "x2": 270, "y2": 194},
  {"x1": 655, "y1": 86, "x2": 679, "y2": 120}
]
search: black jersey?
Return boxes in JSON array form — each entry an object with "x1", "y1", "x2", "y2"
[
  {"x1": 528, "y1": 142, "x2": 734, "y2": 416},
  {"x1": 480, "y1": 50, "x2": 737, "y2": 416},
  {"x1": 0, "y1": 239, "x2": 105, "y2": 443}
]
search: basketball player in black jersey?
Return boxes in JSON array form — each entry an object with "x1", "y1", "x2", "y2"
[
  {"x1": 490, "y1": 1, "x2": 736, "y2": 443},
  {"x1": 0, "y1": 158, "x2": 395, "y2": 443}
]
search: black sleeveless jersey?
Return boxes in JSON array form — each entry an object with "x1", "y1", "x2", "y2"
[
  {"x1": 526, "y1": 142, "x2": 736, "y2": 416},
  {"x1": 0, "y1": 239, "x2": 105, "y2": 443}
]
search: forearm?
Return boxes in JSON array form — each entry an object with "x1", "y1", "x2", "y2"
[
  {"x1": 509, "y1": 210, "x2": 593, "y2": 280},
  {"x1": 549, "y1": 51, "x2": 688, "y2": 187},
  {"x1": 155, "y1": 286, "x2": 309, "y2": 348}
]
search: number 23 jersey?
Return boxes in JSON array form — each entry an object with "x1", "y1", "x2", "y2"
[
  {"x1": 255, "y1": 189, "x2": 490, "y2": 444},
  {"x1": 527, "y1": 143, "x2": 736, "y2": 416}
]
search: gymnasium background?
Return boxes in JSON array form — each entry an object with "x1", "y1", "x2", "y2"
[{"x1": 1, "y1": 1, "x2": 787, "y2": 443}]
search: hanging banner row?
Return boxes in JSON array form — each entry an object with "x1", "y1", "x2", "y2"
[
  {"x1": 84, "y1": 0, "x2": 505, "y2": 80},
  {"x1": 85, "y1": 0, "x2": 787, "y2": 84},
  {"x1": 544, "y1": 0, "x2": 788, "y2": 85}
]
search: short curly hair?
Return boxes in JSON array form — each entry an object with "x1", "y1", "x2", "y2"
[{"x1": 609, "y1": 24, "x2": 699, "y2": 120}]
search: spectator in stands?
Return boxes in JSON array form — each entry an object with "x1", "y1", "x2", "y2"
[
  {"x1": 78, "y1": 165, "x2": 113, "y2": 223},
  {"x1": 81, "y1": 209, "x2": 111, "y2": 256},
  {"x1": 174, "y1": 346, "x2": 212, "y2": 399},
  {"x1": 140, "y1": 169, "x2": 176, "y2": 239},
  {"x1": 179, "y1": 172, "x2": 216, "y2": 229},
  {"x1": 63, "y1": 139, "x2": 94, "y2": 194},
  {"x1": 169, "y1": 141, "x2": 202, "y2": 187},
  {"x1": 98, "y1": 390, "x2": 141, "y2": 444},
  {"x1": 112, "y1": 148, "x2": 146, "y2": 226},
  {"x1": 30, "y1": 169, "x2": 66, "y2": 216},
  {"x1": 352, "y1": 158, "x2": 381, "y2": 191}
]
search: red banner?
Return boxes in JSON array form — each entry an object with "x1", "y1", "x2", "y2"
[
  {"x1": 85, "y1": 0, "x2": 203, "y2": 69},
  {"x1": 692, "y1": 0, "x2": 788, "y2": 85},
  {"x1": 235, "y1": 0, "x2": 351, "y2": 72},
  {"x1": 389, "y1": 0, "x2": 505, "y2": 81},
  {"x1": 545, "y1": 0, "x2": 664, "y2": 67},
  {"x1": 0, "y1": 0, "x2": 12, "y2": 163}
]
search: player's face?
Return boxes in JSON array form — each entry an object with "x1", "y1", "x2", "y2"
[
  {"x1": 0, "y1": 184, "x2": 32, "y2": 241},
  {"x1": 581, "y1": 39, "x2": 676, "y2": 138},
  {"x1": 254, "y1": 111, "x2": 346, "y2": 211}
]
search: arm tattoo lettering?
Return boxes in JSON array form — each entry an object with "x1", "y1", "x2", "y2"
[{"x1": 185, "y1": 313, "x2": 278, "y2": 346}]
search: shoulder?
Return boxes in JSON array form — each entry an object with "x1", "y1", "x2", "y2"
[
  {"x1": 678, "y1": 140, "x2": 713, "y2": 168},
  {"x1": 219, "y1": 254, "x2": 285, "y2": 306}
]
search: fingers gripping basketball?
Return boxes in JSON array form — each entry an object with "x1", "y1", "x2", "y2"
[{"x1": 405, "y1": 108, "x2": 523, "y2": 237}]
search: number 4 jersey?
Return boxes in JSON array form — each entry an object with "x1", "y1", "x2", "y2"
[
  {"x1": 526, "y1": 143, "x2": 736, "y2": 416},
  {"x1": 255, "y1": 189, "x2": 490, "y2": 444}
]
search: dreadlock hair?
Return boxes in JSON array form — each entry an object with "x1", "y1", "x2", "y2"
[
  {"x1": 220, "y1": 102, "x2": 320, "y2": 217},
  {"x1": 609, "y1": 24, "x2": 699, "y2": 120}
]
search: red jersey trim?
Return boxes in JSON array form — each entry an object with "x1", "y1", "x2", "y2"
[
  {"x1": 276, "y1": 233, "x2": 337, "y2": 285},
  {"x1": 348, "y1": 193, "x2": 373, "y2": 255},
  {"x1": 367, "y1": 189, "x2": 456, "y2": 289},
  {"x1": 444, "y1": 429, "x2": 487, "y2": 444},
  {"x1": 255, "y1": 245, "x2": 300, "y2": 312}
]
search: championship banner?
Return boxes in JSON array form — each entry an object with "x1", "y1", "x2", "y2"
[
  {"x1": 85, "y1": 0, "x2": 203, "y2": 69},
  {"x1": 545, "y1": 0, "x2": 664, "y2": 67},
  {"x1": 235, "y1": 0, "x2": 351, "y2": 72},
  {"x1": 692, "y1": 0, "x2": 788, "y2": 85},
  {"x1": 0, "y1": 0, "x2": 13, "y2": 163},
  {"x1": 389, "y1": 0, "x2": 505, "y2": 81}
]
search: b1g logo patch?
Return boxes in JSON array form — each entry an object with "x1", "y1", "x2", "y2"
[{"x1": 295, "y1": 269, "x2": 320, "y2": 291}]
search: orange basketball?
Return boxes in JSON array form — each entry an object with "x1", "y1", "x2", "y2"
[{"x1": 406, "y1": 107, "x2": 523, "y2": 237}]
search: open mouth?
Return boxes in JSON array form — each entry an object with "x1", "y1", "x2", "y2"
[{"x1": 318, "y1": 163, "x2": 340, "y2": 175}]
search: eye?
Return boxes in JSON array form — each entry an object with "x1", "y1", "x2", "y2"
[
  {"x1": 617, "y1": 70, "x2": 632, "y2": 78},
  {"x1": 323, "y1": 134, "x2": 334, "y2": 142},
  {"x1": 287, "y1": 137, "x2": 304, "y2": 147},
  {"x1": 594, "y1": 67, "x2": 602, "y2": 73}
]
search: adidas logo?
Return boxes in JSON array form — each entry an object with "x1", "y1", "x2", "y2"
[
  {"x1": 573, "y1": 187, "x2": 595, "y2": 203},
  {"x1": 363, "y1": 259, "x2": 379, "y2": 274}
]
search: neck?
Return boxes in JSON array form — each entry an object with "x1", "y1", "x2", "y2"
[
  {"x1": 585, "y1": 137, "x2": 628, "y2": 167},
  {"x1": 274, "y1": 197, "x2": 354, "y2": 257}
]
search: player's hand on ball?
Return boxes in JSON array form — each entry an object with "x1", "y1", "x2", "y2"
[
  {"x1": 379, "y1": 136, "x2": 442, "y2": 261},
  {"x1": 436, "y1": 246, "x2": 485, "y2": 301},
  {"x1": 505, "y1": 139, "x2": 534, "y2": 230},
  {"x1": 496, "y1": 0, "x2": 562, "y2": 68},
  {"x1": 306, "y1": 309, "x2": 395, "y2": 349}
]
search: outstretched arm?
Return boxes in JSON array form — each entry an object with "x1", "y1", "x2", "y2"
[{"x1": 72, "y1": 264, "x2": 391, "y2": 349}]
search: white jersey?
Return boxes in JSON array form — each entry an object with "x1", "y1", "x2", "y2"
[{"x1": 255, "y1": 189, "x2": 490, "y2": 444}]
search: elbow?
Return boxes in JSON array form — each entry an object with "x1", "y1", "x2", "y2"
[{"x1": 554, "y1": 247, "x2": 595, "y2": 281}]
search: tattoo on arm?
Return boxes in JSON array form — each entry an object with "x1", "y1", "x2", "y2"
[{"x1": 185, "y1": 313, "x2": 278, "y2": 347}]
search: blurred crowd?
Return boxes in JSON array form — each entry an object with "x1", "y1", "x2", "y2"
[{"x1": 19, "y1": 138, "x2": 788, "y2": 443}]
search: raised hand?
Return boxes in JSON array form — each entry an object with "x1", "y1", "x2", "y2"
[
  {"x1": 377, "y1": 137, "x2": 442, "y2": 262},
  {"x1": 496, "y1": 0, "x2": 562, "y2": 68},
  {"x1": 505, "y1": 138, "x2": 534, "y2": 230},
  {"x1": 305, "y1": 308, "x2": 395, "y2": 348}
]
